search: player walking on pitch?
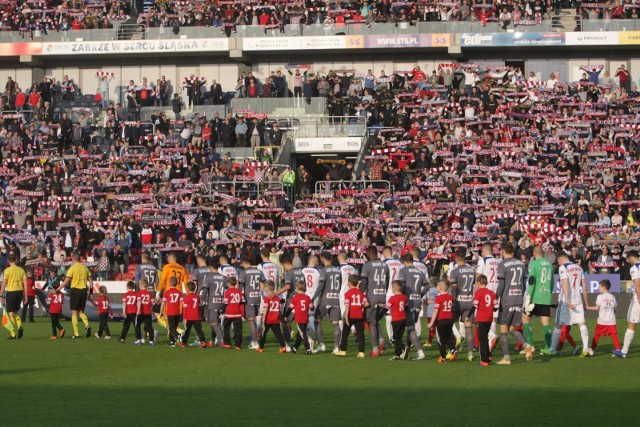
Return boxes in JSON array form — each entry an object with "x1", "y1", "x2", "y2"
[
  {"x1": 496, "y1": 243, "x2": 534, "y2": 364},
  {"x1": 613, "y1": 250, "x2": 640, "y2": 358}
]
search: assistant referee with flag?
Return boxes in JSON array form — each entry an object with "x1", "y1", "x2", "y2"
[
  {"x1": 61, "y1": 253, "x2": 94, "y2": 339},
  {"x1": 1, "y1": 255, "x2": 27, "y2": 340}
]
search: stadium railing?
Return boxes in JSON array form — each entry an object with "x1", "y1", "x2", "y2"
[
  {"x1": 314, "y1": 179, "x2": 391, "y2": 194},
  {"x1": 291, "y1": 115, "x2": 367, "y2": 138},
  {"x1": 231, "y1": 97, "x2": 327, "y2": 116},
  {"x1": 2, "y1": 19, "x2": 638, "y2": 44}
]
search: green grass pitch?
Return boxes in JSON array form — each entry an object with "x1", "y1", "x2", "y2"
[{"x1": 2, "y1": 318, "x2": 637, "y2": 426}]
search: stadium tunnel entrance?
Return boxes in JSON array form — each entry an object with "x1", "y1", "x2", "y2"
[{"x1": 294, "y1": 154, "x2": 357, "y2": 192}]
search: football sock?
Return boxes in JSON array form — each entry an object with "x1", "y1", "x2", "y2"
[
  {"x1": 579, "y1": 325, "x2": 589, "y2": 352},
  {"x1": 611, "y1": 332, "x2": 621, "y2": 350},
  {"x1": 385, "y1": 315, "x2": 393, "y2": 342},
  {"x1": 512, "y1": 329, "x2": 528, "y2": 347},
  {"x1": 500, "y1": 333, "x2": 510, "y2": 357},
  {"x1": 452, "y1": 324, "x2": 462, "y2": 340},
  {"x1": 79, "y1": 313, "x2": 89, "y2": 327},
  {"x1": 465, "y1": 325, "x2": 473, "y2": 355},
  {"x1": 316, "y1": 323, "x2": 324, "y2": 345},
  {"x1": 333, "y1": 324, "x2": 341, "y2": 348},
  {"x1": 72, "y1": 315, "x2": 79, "y2": 336},
  {"x1": 622, "y1": 329, "x2": 635, "y2": 354},
  {"x1": 214, "y1": 324, "x2": 224, "y2": 341},
  {"x1": 369, "y1": 325, "x2": 378, "y2": 352},
  {"x1": 523, "y1": 323, "x2": 533, "y2": 345},
  {"x1": 7, "y1": 315, "x2": 17, "y2": 336},
  {"x1": 409, "y1": 330, "x2": 422, "y2": 351},
  {"x1": 591, "y1": 334, "x2": 599, "y2": 351},
  {"x1": 210, "y1": 328, "x2": 216, "y2": 342},
  {"x1": 550, "y1": 327, "x2": 561, "y2": 352},
  {"x1": 15, "y1": 315, "x2": 22, "y2": 329},
  {"x1": 249, "y1": 320, "x2": 257, "y2": 343},
  {"x1": 377, "y1": 324, "x2": 384, "y2": 345},
  {"x1": 543, "y1": 325, "x2": 552, "y2": 348}
]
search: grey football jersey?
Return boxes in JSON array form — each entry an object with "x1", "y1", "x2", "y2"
[
  {"x1": 319, "y1": 265, "x2": 342, "y2": 307},
  {"x1": 397, "y1": 266, "x2": 427, "y2": 309},
  {"x1": 135, "y1": 263, "x2": 158, "y2": 290},
  {"x1": 284, "y1": 268, "x2": 305, "y2": 301},
  {"x1": 360, "y1": 260, "x2": 389, "y2": 304},
  {"x1": 200, "y1": 272, "x2": 228, "y2": 308},
  {"x1": 496, "y1": 258, "x2": 527, "y2": 306},
  {"x1": 449, "y1": 264, "x2": 476, "y2": 304},
  {"x1": 193, "y1": 266, "x2": 211, "y2": 292},
  {"x1": 238, "y1": 267, "x2": 266, "y2": 305}
]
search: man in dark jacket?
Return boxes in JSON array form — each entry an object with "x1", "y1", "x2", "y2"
[
  {"x1": 210, "y1": 79, "x2": 223, "y2": 105},
  {"x1": 272, "y1": 71, "x2": 286, "y2": 97}
]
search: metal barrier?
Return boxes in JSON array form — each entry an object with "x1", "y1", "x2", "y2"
[
  {"x1": 292, "y1": 115, "x2": 367, "y2": 138},
  {"x1": 314, "y1": 179, "x2": 390, "y2": 194},
  {"x1": 118, "y1": 23, "x2": 147, "y2": 40},
  {"x1": 206, "y1": 179, "x2": 283, "y2": 198},
  {"x1": 231, "y1": 97, "x2": 327, "y2": 116}
]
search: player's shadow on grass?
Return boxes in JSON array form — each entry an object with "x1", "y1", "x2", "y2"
[
  {"x1": 0, "y1": 367, "x2": 51, "y2": 375},
  {"x1": 5, "y1": 384, "x2": 636, "y2": 426}
]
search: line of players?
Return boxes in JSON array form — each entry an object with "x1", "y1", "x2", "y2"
[{"x1": 44, "y1": 242, "x2": 640, "y2": 361}]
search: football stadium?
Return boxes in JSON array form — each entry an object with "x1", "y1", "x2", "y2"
[{"x1": 1, "y1": 1, "x2": 640, "y2": 425}]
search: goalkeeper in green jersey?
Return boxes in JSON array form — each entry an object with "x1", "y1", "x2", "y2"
[{"x1": 522, "y1": 246, "x2": 554, "y2": 351}]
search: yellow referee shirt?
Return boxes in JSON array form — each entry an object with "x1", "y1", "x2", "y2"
[
  {"x1": 4, "y1": 265, "x2": 26, "y2": 292},
  {"x1": 66, "y1": 263, "x2": 92, "y2": 289}
]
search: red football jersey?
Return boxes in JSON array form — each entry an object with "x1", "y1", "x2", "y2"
[
  {"x1": 263, "y1": 295, "x2": 282, "y2": 325},
  {"x1": 122, "y1": 291, "x2": 138, "y2": 315},
  {"x1": 344, "y1": 288, "x2": 368, "y2": 320},
  {"x1": 473, "y1": 287, "x2": 498, "y2": 323},
  {"x1": 26, "y1": 277, "x2": 36, "y2": 297},
  {"x1": 47, "y1": 292, "x2": 64, "y2": 315},
  {"x1": 183, "y1": 293, "x2": 201, "y2": 321},
  {"x1": 434, "y1": 294, "x2": 454, "y2": 320},
  {"x1": 223, "y1": 287, "x2": 245, "y2": 318},
  {"x1": 96, "y1": 295, "x2": 111, "y2": 314},
  {"x1": 289, "y1": 293, "x2": 313, "y2": 324},
  {"x1": 137, "y1": 290, "x2": 154, "y2": 315},
  {"x1": 385, "y1": 293, "x2": 408, "y2": 322},
  {"x1": 163, "y1": 288, "x2": 183, "y2": 316}
]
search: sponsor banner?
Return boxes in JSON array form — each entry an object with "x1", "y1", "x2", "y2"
[
  {"x1": 461, "y1": 32, "x2": 565, "y2": 47},
  {"x1": 294, "y1": 137, "x2": 362, "y2": 153},
  {"x1": 553, "y1": 274, "x2": 621, "y2": 294},
  {"x1": 618, "y1": 31, "x2": 640, "y2": 45},
  {"x1": 361, "y1": 34, "x2": 449, "y2": 48},
  {"x1": 42, "y1": 38, "x2": 228, "y2": 55},
  {"x1": 243, "y1": 36, "x2": 346, "y2": 51},
  {"x1": 566, "y1": 31, "x2": 619, "y2": 46},
  {"x1": 0, "y1": 42, "x2": 42, "y2": 56}
]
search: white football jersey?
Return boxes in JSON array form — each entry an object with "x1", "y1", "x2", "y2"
[
  {"x1": 219, "y1": 264, "x2": 238, "y2": 280},
  {"x1": 596, "y1": 293, "x2": 617, "y2": 326},
  {"x1": 413, "y1": 260, "x2": 429, "y2": 279},
  {"x1": 384, "y1": 258, "x2": 403, "y2": 298},
  {"x1": 630, "y1": 264, "x2": 640, "y2": 303},
  {"x1": 258, "y1": 261, "x2": 279, "y2": 286},
  {"x1": 558, "y1": 262, "x2": 584, "y2": 306},
  {"x1": 477, "y1": 256, "x2": 501, "y2": 292},
  {"x1": 301, "y1": 266, "x2": 320, "y2": 300}
]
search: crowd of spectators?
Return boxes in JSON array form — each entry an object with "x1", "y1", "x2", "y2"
[
  {"x1": 0, "y1": 0, "x2": 131, "y2": 38},
  {"x1": 1, "y1": 61, "x2": 640, "y2": 285},
  {"x1": 2, "y1": 0, "x2": 640, "y2": 41}
]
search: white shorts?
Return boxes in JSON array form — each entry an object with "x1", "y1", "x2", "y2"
[
  {"x1": 627, "y1": 300, "x2": 640, "y2": 324},
  {"x1": 555, "y1": 302, "x2": 585, "y2": 326}
]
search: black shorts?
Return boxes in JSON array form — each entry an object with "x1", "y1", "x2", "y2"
[
  {"x1": 5, "y1": 291, "x2": 23, "y2": 312},
  {"x1": 530, "y1": 304, "x2": 551, "y2": 318},
  {"x1": 69, "y1": 288, "x2": 88, "y2": 311},
  {"x1": 152, "y1": 303, "x2": 162, "y2": 314}
]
